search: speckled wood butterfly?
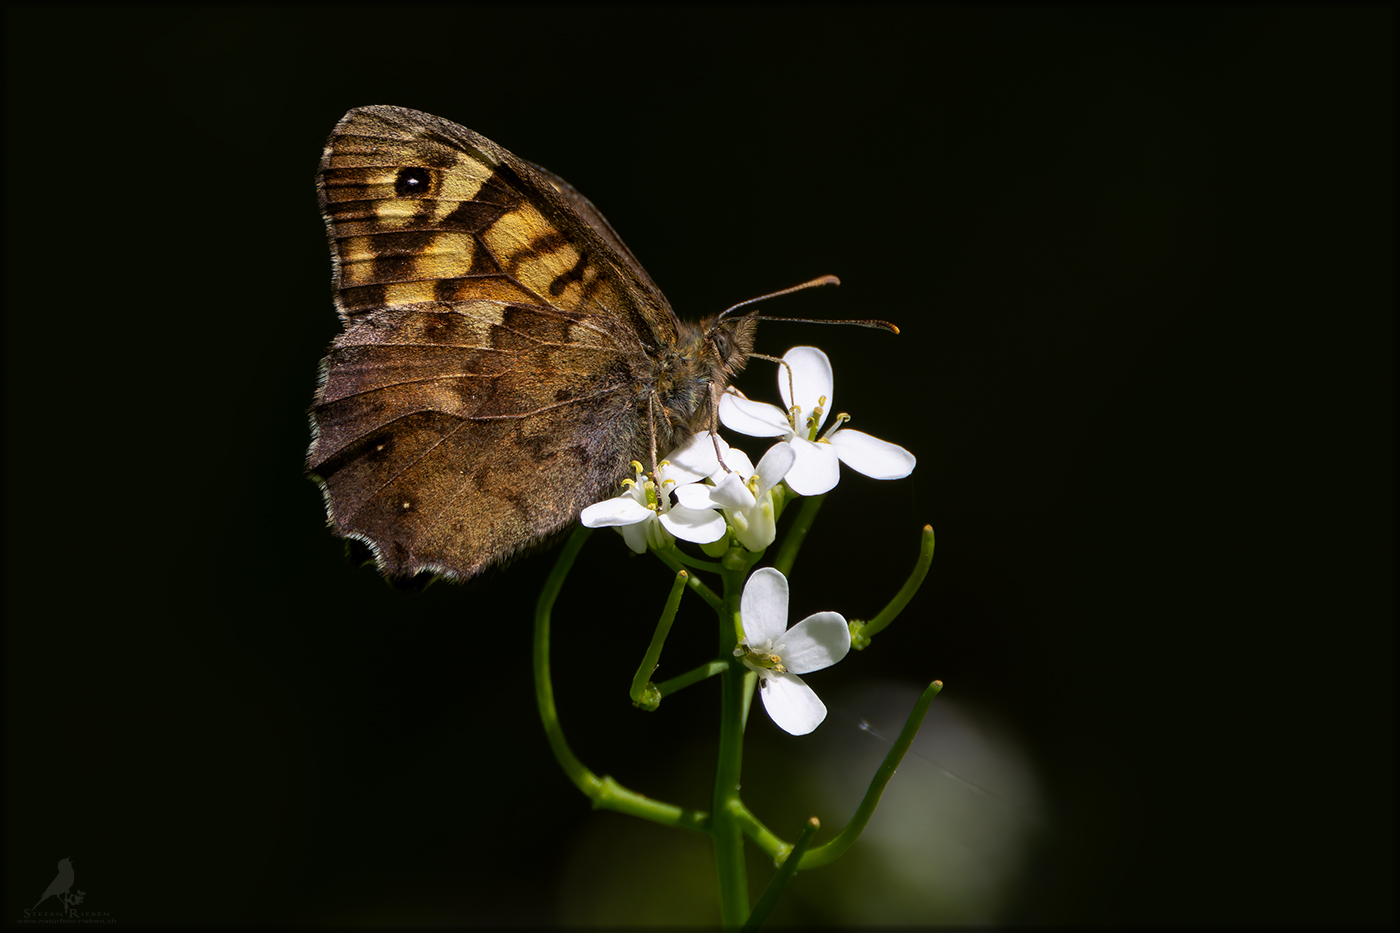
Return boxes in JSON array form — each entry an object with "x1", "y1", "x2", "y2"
[{"x1": 307, "y1": 106, "x2": 769, "y2": 581}]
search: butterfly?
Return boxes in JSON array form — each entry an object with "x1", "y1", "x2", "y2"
[{"x1": 307, "y1": 106, "x2": 765, "y2": 581}]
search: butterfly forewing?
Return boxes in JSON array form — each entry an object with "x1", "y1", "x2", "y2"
[{"x1": 309, "y1": 106, "x2": 685, "y2": 580}]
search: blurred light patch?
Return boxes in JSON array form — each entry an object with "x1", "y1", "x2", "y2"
[
  {"x1": 772, "y1": 680, "x2": 1046, "y2": 924},
  {"x1": 554, "y1": 680, "x2": 1044, "y2": 925}
]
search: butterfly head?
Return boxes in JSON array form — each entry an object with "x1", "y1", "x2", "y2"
[
  {"x1": 654, "y1": 312, "x2": 758, "y2": 439},
  {"x1": 701, "y1": 310, "x2": 760, "y2": 384}
]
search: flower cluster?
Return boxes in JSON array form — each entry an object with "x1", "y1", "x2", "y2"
[
  {"x1": 579, "y1": 345, "x2": 915, "y2": 734},
  {"x1": 583, "y1": 346, "x2": 915, "y2": 552},
  {"x1": 579, "y1": 431, "x2": 730, "y2": 554}
]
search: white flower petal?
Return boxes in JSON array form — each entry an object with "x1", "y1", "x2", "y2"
[
  {"x1": 732, "y1": 492, "x2": 778, "y2": 552},
  {"x1": 780, "y1": 347, "x2": 834, "y2": 430},
  {"x1": 829, "y1": 429, "x2": 916, "y2": 480},
  {"x1": 673, "y1": 483, "x2": 719, "y2": 510},
  {"x1": 719, "y1": 389, "x2": 790, "y2": 438},
  {"x1": 710, "y1": 446, "x2": 755, "y2": 483},
  {"x1": 580, "y1": 495, "x2": 652, "y2": 527},
  {"x1": 619, "y1": 520, "x2": 651, "y2": 554},
  {"x1": 781, "y1": 611, "x2": 852, "y2": 674},
  {"x1": 783, "y1": 438, "x2": 841, "y2": 496},
  {"x1": 752, "y1": 442, "x2": 796, "y2": 498},
  {"x1": 740, "y1": 567, "x2": 789, "y2": 643},
  {"x1": 759, "y1": 672, "x2": 828, "y2": 735},
  {"x1": 659, "y1": 505, "x2": 728, "y2": 544},
  {"x1": 664, "y1": 432, "x2": 724, "y2": 483},
  {"x1": 707, "y1": 471, "x2": 756, "y2": 511}
]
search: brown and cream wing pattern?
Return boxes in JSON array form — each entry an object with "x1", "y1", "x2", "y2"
[{"x1": 308, "y1": 106, "x2": 676, "y2": 580}]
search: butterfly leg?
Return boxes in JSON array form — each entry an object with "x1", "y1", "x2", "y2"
[
  {"x1": 646, "y1": 393, "x2": 663, "y2": 480},
  {"x1": 707, "y1": 380, "x2": 736, "y2": 475}
]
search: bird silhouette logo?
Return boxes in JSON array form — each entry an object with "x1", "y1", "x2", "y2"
[{"x1": 33, "y1": 857, "x2": 77, "y2": 914}]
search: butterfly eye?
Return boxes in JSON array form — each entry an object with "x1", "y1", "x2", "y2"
[
  {"x1": 710, "y1": 328, "x2": 733, "y2": 360},
  {"x1": 394, "y1": 166, "x2": 432, "y2": 197}
]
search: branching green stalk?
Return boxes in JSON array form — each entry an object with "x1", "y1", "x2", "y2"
[
  {"x1": 734, "y1": 801, "x2": 786, "y2": 855},
  {"x1": 533, "y1": 526, "x2": 601, "y2": 796},
  {"x1": 665, "y1": 548, "x2": 724, "y2": 573},
  {"x1": 737, "y1": 679, "x2": 944, "y2": 868},
  {"x1": 537, "y1": 509, "x2": 939, "y2": 928},
  {"x1": 652, "y1": 548, "x2": 724, "y2": 612},
  {"x1": 630, "y1": 570, "x2": 689, "y2": 706},
  {"x1": 533, "y1": 526, "x2": 709, "y2": 833},
  {"x1": 744, "y1": 817, "x2": 820, "y2": 931},
  {"x1": 852, "y1": 525, "x2": 935, "y2": 647},
  {"x1": 590, "y1": 776, "x2": 710, "y2": 833},
  {"x1": 797, "y1": 680, "x2": 942, "y2": 868},
  {"x1": 656, "y1": 660, "x2": 729, "y2": 698}
]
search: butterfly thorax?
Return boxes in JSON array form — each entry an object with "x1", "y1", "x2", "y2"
[{"x1": 648, "y1": 314, "x2": 758, "y2": 448}]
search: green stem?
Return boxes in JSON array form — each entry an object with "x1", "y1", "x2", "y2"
[
  {"x1": 734, "y1": 801, "x2": 785, "y2": 854},
  {"x1": 712, "y1": 563, "x2": 754, "y2": 927},
  {"x1": 534, "y1": 525, "x2": 710, "y2": 833},
  {"x1": 630, "y1": 570, "x2": 689, "y2": 705},
  {"x1": 591, "y1": 776, "x2": 710, "y2": 833},
  {"x1": 713, "y1": 660, "x2": 753, "y2": 926},
  {"x1": 852, "y1": 525, "x2": 935, "y2": 646},
  {"x1": 666, "y1": 549, "x2": 724, "y2": 573},
  {"x1": 653, "y1": 548, "x2": 724, "y2": 612},
  {"x1": 744, "y1": 817, "x2": 820, "y2": 931},
  {"x1": 656, "y1": 660, "x2": 729, "y2": 697},
  {"x1": 772, "y1": 493, "x2": 826, "y2": 578},
  {"x1": 798, "y1": 680, "x2": 942, "y2": 868},
  {"x1": 533, "y1": 526, "x2": 602, "y2": 796}
]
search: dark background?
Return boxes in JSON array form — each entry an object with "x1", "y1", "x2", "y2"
[{"x1": 5, "y1": 4, "x2": 1391, "y2": 926}]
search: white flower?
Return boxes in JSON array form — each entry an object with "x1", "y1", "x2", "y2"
[
  {"x1": 698, "y1": 439, "x2": 795, "y2": 552},
  {"x1": 718, "y1": 346, "x2": 916, "y2": 496},
  {"x1": 580, "y1": 433, "x2": 729, "y2": 553},
  {"x1": 735, "y1": 567, "x2": 851, "y2": 735}
]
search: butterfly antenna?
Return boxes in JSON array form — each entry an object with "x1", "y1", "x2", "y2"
[
  {"x1": 711, "y1": 274, "x2": 899, "y2": 334},
  {"x1": 715, "y1": 274, "x2": 840, "y2": 319}
]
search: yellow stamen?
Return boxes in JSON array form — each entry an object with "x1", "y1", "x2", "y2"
[
  {"x1": 819, "y1": 412, "x2": 851, "y2": 443},
  {"x1": 736, "y1": 642, "x2": 788, "y2": 673}
]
